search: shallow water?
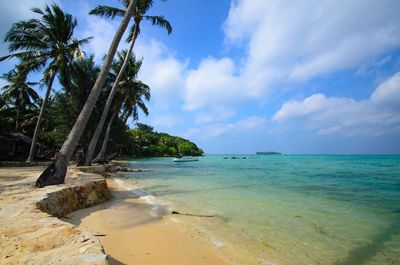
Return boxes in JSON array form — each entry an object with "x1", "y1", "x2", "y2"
[{"x1": 117, "y1": 155, "x2": 400, "y2": 265}]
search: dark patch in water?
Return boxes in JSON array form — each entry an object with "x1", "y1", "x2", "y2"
[{"x1": 335, "y1": 221, "x2": 400, "y2": 265}]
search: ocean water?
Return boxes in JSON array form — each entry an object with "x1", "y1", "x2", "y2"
[{"x1": 117, "y1": 155, "x2": 400, "y2": 265}]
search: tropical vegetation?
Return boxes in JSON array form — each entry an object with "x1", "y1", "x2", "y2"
[
  {"x1": 128, "y1": 123, "x2": 203, "y2": 157},
  {"x1": 85, "y1": 0, "x2": 171, "y2": 165},
  {"x1": 0, "y1": 1, "x2": 203, "y2": 187}
]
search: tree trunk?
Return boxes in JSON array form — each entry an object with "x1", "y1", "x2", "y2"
[
  {"x1": 35, "y1": 0, "x2": 138, "y2": 187},
  {"x1": 123, "y1": 108, "x2": 132, "y2": 124},
  {"x1": 15, "y1": 97, "x2": 20, "y2": 131},
  {"x1": 84, "y1": 22, "x2": 140, "y2": 166},
  {"x1": 93, "y1": 109, "x2": 117, "y2": 163},
  {"x1": 11, "y1": 98, "x2": 21, "y2": 157},
  {"x1": 26, "y1": 72, "x2": 56, "y2": 163}
]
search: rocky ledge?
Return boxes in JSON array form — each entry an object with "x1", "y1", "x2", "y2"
[{"x1": 0, "y1": 167, "x2": 111, "y2": 265}]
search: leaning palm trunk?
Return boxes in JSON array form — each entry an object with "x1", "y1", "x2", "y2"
[
  {"x1": 26, "y1": 72, "x2": 56, "y2": 163},
  {"x1": 93, "y1": 109, "x2": 118, "y2": 163},
  {"x1": 10, "y1": 97, "x2": 21, "y2": 157},
  {"x1": 84, "y1": 23, "x2": 139, "y2": 166},
  {"x1": 36, "y1": 0, "x2": 138, "y2": 187},
  {"x1": 122, "y1": 108, "x2": 132, "y2": 124}
]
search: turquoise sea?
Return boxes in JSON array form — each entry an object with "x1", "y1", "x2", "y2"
[{"x1": 117, "y1": 155, "x2": 400, "y2": 265}]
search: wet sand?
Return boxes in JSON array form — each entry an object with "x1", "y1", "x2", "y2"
[{"x1": 67, "y1": 178, "x2": 231, "y2": 265}]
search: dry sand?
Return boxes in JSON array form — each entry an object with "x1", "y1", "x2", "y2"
[{"x1": 67, "y1": 178, "x2": 231, "y2": 265}]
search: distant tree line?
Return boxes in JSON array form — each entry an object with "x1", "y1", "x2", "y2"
[{"x1": 128, "y1": 123, "x2": 204, "y2": 157}]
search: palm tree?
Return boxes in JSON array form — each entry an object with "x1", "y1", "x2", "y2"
[
  {"x1": 0, "y1": 96, "x2": 11, "y2": 134},
  {"x1": 93, "y1": 51, "x2": 150, "y2": 162},
  {"x1": 35, "y1": 0, "x2": 138, "y2": 187},
  {"x1": 0, "y1": 4, "x2": 91, "y2": 163},
  {"x1": 120, "y1": 80, "x2": 150, "y2": 125},
  {"x1": 1, "y1": 66, "x2": 39, "y2": 132},
  {"x1": 84, "y1": 0, "x2": 171, "y2": 165}
]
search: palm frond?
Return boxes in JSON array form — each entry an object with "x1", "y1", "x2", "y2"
[
  {"x1": 89, "y1": 6, "x2": 126, "y2": 19},
  {"x1": 143, "y1": 15, "x2": 172, "y2": 34}
]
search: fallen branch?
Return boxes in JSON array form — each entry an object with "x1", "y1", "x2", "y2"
[{"x1": 171, "y1": 210, "x2": 215, "y2": 218}]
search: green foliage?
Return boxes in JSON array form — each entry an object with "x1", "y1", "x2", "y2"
[
  {"x1": 127, "y1": 124, "x2": 204, "y2": 157},
  {"x1": 0, "y1": 2, "x2": 204, "y2": 161}
]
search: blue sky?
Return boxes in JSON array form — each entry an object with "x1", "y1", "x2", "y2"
[{"x1": 1, "y1": 0, "x2": 400, "y2": 154}]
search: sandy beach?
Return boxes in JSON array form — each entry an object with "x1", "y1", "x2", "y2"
[{"x1": 67, "y1": 178, "x2": 231, "y2": 265}]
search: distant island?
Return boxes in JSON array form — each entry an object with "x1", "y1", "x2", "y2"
[{"x1": 256, "y1": 152, "x2": 282, "y2": 155}]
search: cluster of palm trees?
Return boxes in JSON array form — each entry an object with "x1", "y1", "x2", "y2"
[{"x1": 0, "y1": 0, "x2": 172, "y2": 187}]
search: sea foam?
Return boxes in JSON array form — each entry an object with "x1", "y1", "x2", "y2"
[{"x1": 113, "y1": 177, "x2": 171, "y2": 216}]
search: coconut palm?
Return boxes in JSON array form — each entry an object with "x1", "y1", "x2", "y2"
[
  {"x1": 0, "y1": 4, "x2": 91, "y2": 163},
  {"x1": 120, "y1": 79, "x2": 149, "y2": 125},
  {"x1": 35, "y1": 0, "x2": 138, "y2": 187},
  {"x1": 84, "y1": 0, "x2": 171, "y2": 165},
  {"x1": 1, "y1": 66, "x2": 39, "y2": 132},
  {"x1": 93, "y1": 51, "x2": 150, "y2": 162},
  {"x1": 0, "y1": 96, "x2": 11, "y2": 135}
]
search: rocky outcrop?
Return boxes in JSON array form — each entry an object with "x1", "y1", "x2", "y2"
[
  {"x1": 0, "y1": 167, "x2": 111, "y2": 265},
  {"x1": 37, "y1": 177, "x2": 110, "y2": 217}
]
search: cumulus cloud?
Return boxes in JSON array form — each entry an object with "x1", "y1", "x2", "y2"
[
  {"x1": 79, "y1": 8, "x2": 187, "y2": 109},
  {"x1": 67, "y1": 0, "x2": 400, "y2": 127},
  {"x1": 135, "y1": 40, "x2": 187, "y2": 109},
  {"x1": 178, "y1": 0, "x2": 400, "y2": 116},
  {"x1": 226, "y1": 0, "x2": 400, "y2": 81},
  {"x1": 80, "y1": 15, "x2": 121, "y2": 62},
  {"x1": 0, "y1": 0, "x2": 59, "y2": 54},
  {"x1": 273, "y1": 72, "x2": 400, "y2": 136},
  {"x1": 184, "y1": 57, "x2": 242, "y2": 110}
]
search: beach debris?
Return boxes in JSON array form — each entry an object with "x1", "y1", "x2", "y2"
[
  {"x1": 94, "y1": 234, "x2": 106, "y2": 237},
  {"x1": 171, "y1": 210, "x2": 216, "y2": 218}
]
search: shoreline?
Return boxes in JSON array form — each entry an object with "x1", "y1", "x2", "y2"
[{"x1": 67, "y1": 177, "x2": 231, "y2": 265}]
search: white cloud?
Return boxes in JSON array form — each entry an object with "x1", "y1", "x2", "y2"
[
  {"x1": 135, "y1": 39, "x2": 187, "y2": 109},
  {"x1": 273, "y1": 72, "x2": 400, "y2": 136},
  {"x1": 80, "y1": 16, "x2": 121, "y2": 62},
  {"x1": 184, "y1": 57, "x2": 241, "y2": 110},
  {"x1": 0, "y1": 0, "x2": 60, "y2": 54},
  {"x1": 179, "y1": 0, "x2": 400, "y2": 116},
  {"x1": 151, "y1": 114, "x2": 182, "y2": 128},
  {"x1": 80, "y1": 9, "x2": 187, "y2": 110}
]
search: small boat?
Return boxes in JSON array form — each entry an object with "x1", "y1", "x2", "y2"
[{"x1": 173, "y1": 156, "x2": 199, "y2": 162}]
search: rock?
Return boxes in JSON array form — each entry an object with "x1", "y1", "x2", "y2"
[{"x1": 0, "y1": 167, "x2": 111, "y2": 264}]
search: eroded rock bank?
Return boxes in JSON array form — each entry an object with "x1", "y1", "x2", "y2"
[{"x1": 0, "y1": 166, "x2": 111, "y2": 265}]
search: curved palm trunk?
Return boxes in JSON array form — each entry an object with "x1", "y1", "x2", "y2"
[
  {"x1": 35, "y1": 0, "x2": 138, "y2": 187},
  {"x1": 84, "y1": 22, "x2": 140, "y2": 166},
  {"x1": 10, "y1": 97, "x2": 21, "y2": 157},
  {"x1": 15, "y1": 96, "x2": 20, "y2": 131},
  {"x1": 122, "y1": 109, "x2": 132, "y2": 125},
  {"x1": 26, "y1": 72, "x2": 56, "y2": 163},
  {"x1": 93, "y1": 109, "x2": 117, "y2": 162}
]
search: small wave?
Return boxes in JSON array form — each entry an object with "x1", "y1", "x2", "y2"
[
  {"x1": 113, "y1": 178, "x2": 171, "y2": 216},
  {"x1": 211, "y1": 238, "x2": 225, "y2": 248}
]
